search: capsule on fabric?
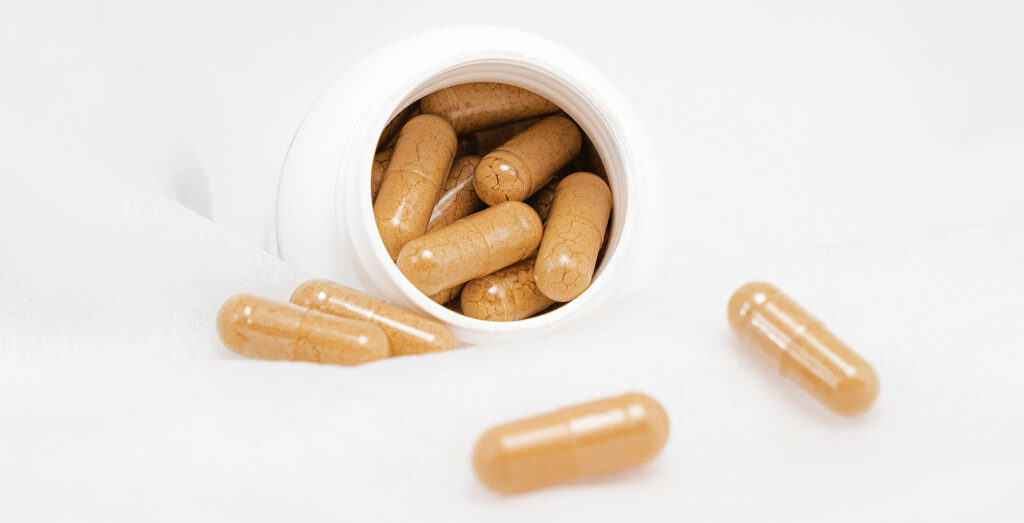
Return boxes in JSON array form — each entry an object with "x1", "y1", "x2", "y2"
[
  {"x1": 472, "y1": 393, "x2": 669, "y2": 494},
  {"x1": 727, "y1": 282, "x2": 879, "y2": 416},
  {"x1": 216, "y1": 294, "x2": 389, "y2": 366},
  {"x1": 290, "y1": 280, "x2": 456, "y2": 356}
]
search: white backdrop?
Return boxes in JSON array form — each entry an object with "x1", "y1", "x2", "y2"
[{"x1": 1, "y1": 1, "x2": 1022, "y2": 521}]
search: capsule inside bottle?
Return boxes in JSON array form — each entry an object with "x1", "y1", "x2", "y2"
[
  {"x1": 217, "y1": 294, "x2": 390, "y2": 366},
  {"x1": 727, "y1": 282, "x2": 879, "y2": 416},
  {"x1": 472, "y1": 392, "x2": 669, "y2": 494}
]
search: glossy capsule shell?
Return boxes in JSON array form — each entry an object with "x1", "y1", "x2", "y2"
[
  {"x1": 534, "y1": 172, "x2": 612, "y2": 302},
  {"x1": 397, "y1": 201, "x2": 543, "y2": 296},
  {"x1": 373, "y1": 114, "x2": 458, "y2": 259},
  {"x1": 461, "y1": 257, "x2": 554, "y2": 321},
  {"x1": 473, "y1": 115, "x2": 582, "y2": 206},
  {"x1": 419, "y1": 82, "x2": 559, "y2": 135},
  {"x1": 426, "y1": 155, "x2": 484, "y2": 233},
  {"x1": 290, "y1": 280, "x2": 456, "y2": 356},
  {"x1": 727, "y1": 282, "x2": 880, "y2": 416},
  {"x1": 216, "y1": 295, "x2": 389, "y2": 365},
  {"x1": 472, "y1": 393, "x2": 669, "y2": 494}
]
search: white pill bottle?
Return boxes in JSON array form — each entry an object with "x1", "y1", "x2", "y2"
[{"x1": 276, "y1": 26, "x2": 665, "y2": 344}]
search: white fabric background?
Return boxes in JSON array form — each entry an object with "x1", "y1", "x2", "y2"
[{"x1": 1, "y1": 1, "x2": 1022, "y2": 521}]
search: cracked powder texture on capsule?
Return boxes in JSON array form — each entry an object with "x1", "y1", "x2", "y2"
[
  {"x1": 728, "y1": 282, "x2": 880, "y2": 417},
  {"x1": 460, "y1": 256, "x2": 554, "y2": 322},
  {"x1": 472, "y1": 392, "x2": 670, "y2": 494},
  {"x1": 534, "y1": 172, "x2": 612, "y2": 302},
  {"x1": 217, "y1": 294, "x2": 389, "y2": 366},
  {"x1": 426, "y1": 155, "x2": 484, "y2": 233},
  {"x1": 372, "y1": 140, "x2": 475, "y2": 203},
  {"x1": 373, "y1": 114, "x2": 458, "y2": 259},
  {"x1": 291, "y1": 279, "x2": 456, "y2": 356},
  {"x1": 419, "y1": 82, "x2": 559, "y2": 135},
  {"x1": 396, "y1": 201, "x2": 543, "y2": 296},
  {"x1": 473, "y1": 115, "x2": 582, "y2": 206}
]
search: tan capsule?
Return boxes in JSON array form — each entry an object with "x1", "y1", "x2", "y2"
[
  {"x1": 534, "y1": 172, "x2": 612, "y2": 302},
  {"x1": 474, "y1": 115, "x2": 582, "y2": 206},
  {"x1": 428, "y1": 283, "x2": 465, "y2": 305},
  {"x1": 370, "y1": 148, "x2": 393, "y2": 201},
  {"x1": 372, "y1": 143, "x2": 475, "y2": 203},
  {"x1": 376, "y1": 103, "x2": 419, "y2": 151},
  {"x1": 473, "y1": 393, "x2": 669, "y2": 494},
  {"x1": 727, "y1": 282, "x2": 880, "y2": 416},
  {"x1": 426, "y1": 156, "x2": 484, "y2": 233},
  {"x1": 474, "y1": 117, "x2": 541, "y2": 154},
  {"x1": 290, "y1": 280, "x2": 456, "y2": 356},
  {"x1": 461, "y1": 257, "x2": 554, "y2": 321},
  {"x1": 216, "y1": 295, "x2": 389, "y2": 365},
  {"x1": 397, "y1": 202, "x2": 542, "y2": 296},
  {"x1": 374, "y1": 114, "x2": 458, "y2": 259},
  {"x1": 419, "y1": 82, "x2": 559, "y2": 135}
]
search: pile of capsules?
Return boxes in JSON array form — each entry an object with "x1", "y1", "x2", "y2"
[
  {"x1": 216, "y1": 83, "x2": 880, "y2": 496},
  {"x1": 218, "y1": 280, "x2": 879, "y2": 494},
  {"x1": 372, "y1": 82, "x2": 610, "y2": 320}
]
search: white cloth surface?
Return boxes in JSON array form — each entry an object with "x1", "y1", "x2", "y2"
[
  {"x1": 2, "y1": 1, "x2": 1024, "y2": 521},
  {"x1": 2, "y1": 215, "x2": 1022, "y2": 521}
]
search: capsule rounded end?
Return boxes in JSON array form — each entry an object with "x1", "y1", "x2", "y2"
[
  {"x1": 829, "y1": 364, "x2": 880, "y2": 417},
  {"x1": 396, "y1": 240, "x2": 444, "y2": 295},
  {"x1": 460, "y1": 279, "x2": 509, "y2": 321},
  {"x1": 407, "y1": 113, "x2": 457, "y2": 143},
  {"x1": 473, "y1": 152, "x2": 528, "y2": 206},
  {"x1": 216, "y1": 294, "x2": 256, "y2": 353},
  {"x1": 471, "y1": 428, "x2": 519, "y2": 495},
  {"x1": 622, "y1": 392, "x2": 670, "y2": 462},
  {"x1": 289, "y1": 279, "x2": 334, "y2": 309},
  {"x1": 727, "y1": 281, "x2": 779, "y2": 329},
  {"x1": 534, "y1": 254, "x2": 590, "y2": 302}
]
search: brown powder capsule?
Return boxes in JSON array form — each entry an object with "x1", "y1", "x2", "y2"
[
  {"x1": 534, "y1": 172, "x2": 612, "y2": 302},
  {"x1": 474, "y1": 117, "x2": 541, "y2": 154},
  {"x1": 397, "y1": 202, "x2": 543, "y2": 296},
  {"x1": 419, "y1": 82, "x2": 559, "y2": 135},
  {"x1": 428, "y1": 283, "x2": 465, "y2": 305},
  {"x1": 370, "y1": 148, "x2": 393, "y2": 201},
  {"x1": 474, "y1": 115, "x2": 582, "y2": 206},
  {"x1": 372, "y1": 141, "x2": 475, "y2": 203},
  {"x1": 216, "y1": 294, "x2": 389, "y2": 366},
  {"x1": 373, "y1": 114, "x2": 458, "y2": 259},
  {"x1": 727, "y1": 282, "x2": 880, "y2": 416},
  {"x1": 426, "y1": 156, "x2": 484, "y2": 233},
  {"x1": 460, "y1": 257, "x2": 554, "y2": 321},
  {"x1": 473, "y1": 392, "x2": 670, "y2": 494},
  {"x1": 290, "y1": 280, "x2": 455, "y2": 356}
]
